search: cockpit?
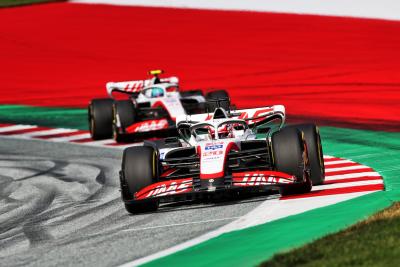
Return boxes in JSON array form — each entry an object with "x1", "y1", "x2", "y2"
[
  {"x1": 143, "y1": 85, "x2": 179, "y2": 98},
  {"x1": 190, "y1": 120, "x2": 247, "y2": 141}
]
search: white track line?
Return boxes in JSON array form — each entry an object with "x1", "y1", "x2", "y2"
[
  {"x1": 324, "y1": 159, "x2": 354, "y2": 166},
  {"x1": 0, "y1": 124, "x2": 37, "y2": 133},
  {"x1": 121, "y1": 217, "x2": 241, "y2": 233},
  {"x1": 20, "y1": 128, "x2": 78, "y2": 137},
  {"x1": 325, "y1": 165, "x2": 370, "y2": 173},
  {"x1": 229, "y1": 192, "x2": 376, "y2": 231},
  {"x1": 49, "y1": 133, "x2": 91, "y2": 142},
  {"x1": 312, "y1": 179, "x2": 383, "y2": 191},
  {"x1": 325, "y1": 172, "x2": 381, "y2": 181},
  {"x1": 84, "y1": 139, "x2": 118, "y2": 146}
]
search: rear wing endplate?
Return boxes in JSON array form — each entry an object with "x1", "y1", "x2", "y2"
[
  {"x1": 106, "y1": 76, "x2": 179, "y2": 97},
  {"x1": 176, "y1": 105, "x2": 285, "y2": 126}
]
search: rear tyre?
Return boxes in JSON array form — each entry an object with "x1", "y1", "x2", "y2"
[
  {"x1": 205, "y1": 90, "x2": 230, "y2": 111},
  {"x1": 121, "y1": 146, "x2": 159, "y2": 214},
  {"x1": 88, "y1": 98, "x2": 114, "y2": 140},
  {"x1": 271, "y1": 127, "x2": 311, "y2": 196},
  {"x1": 180, "y1": 90, "x2": 204, "y2": 97},
  {"x1": 290, "y1": 124, "x2": 325, "y2": 185},
  {"x1": 113, "y1": 100, "x2": 136, "y2": 142}
]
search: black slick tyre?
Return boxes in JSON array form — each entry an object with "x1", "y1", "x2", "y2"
[
  {"x1": 290, "y1": 124, "x2": 325, "y2": 185},
  {"x1": 180, "y1": 90, "x2": 204, "y2": 97},
  {"x1": 88, "y1": 98, "x2": 114, "y2": 140},
  {"x1": 121, "y1": 146, "x2": 159, "y2": 214},
  {"x1": 205, "y1": 90, "x2": 230, "y2": 111},
  {"x1": 113, "y1": 100, "x2": 136, "y2": 142},
  {"x1": 271, "y1": 127, "x2": 312, "y2": 196}
]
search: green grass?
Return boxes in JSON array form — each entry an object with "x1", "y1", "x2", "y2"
[
  {"x1": 0, "y1": 0, "x2": 63, "y2": 8},
  {"x1": 260, "y1": 202, "x2": 400, "y2": 267}
]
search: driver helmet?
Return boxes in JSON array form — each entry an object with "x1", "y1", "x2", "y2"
[
  {"x1": 151, "y1": 87, "x2": 164, "y2": 97},
  {"x1": 218, "y1": 124, "x2": 234, "y2": 139}
]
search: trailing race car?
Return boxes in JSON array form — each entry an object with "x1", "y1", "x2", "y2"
[
  {"x1": 119, "y1": 102, "x2": 325, "y2": 213},
  {"x1": 88, "y1": 70, "x2": 230, "y2": 142}
]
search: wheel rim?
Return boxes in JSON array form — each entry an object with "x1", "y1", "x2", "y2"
[
  {"x1": 113, "y1": 124, "x2": 119, "y2": 141},
  {"x1": 112, "y1": 105, "x2": 118, "y2": 141}
]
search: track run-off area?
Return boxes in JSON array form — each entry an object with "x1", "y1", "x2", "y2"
[{"x1": 0, "y1": 1, "x2": 400, "y2": 266}]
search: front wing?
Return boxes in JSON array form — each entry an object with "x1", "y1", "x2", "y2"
[{"x1": 123, "y1": 170, "x2": 303, "y2": 203}]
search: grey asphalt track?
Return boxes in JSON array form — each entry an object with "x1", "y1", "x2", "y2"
[{"x1": 0, "y1": 137, "x2": 270, "y2": 267}]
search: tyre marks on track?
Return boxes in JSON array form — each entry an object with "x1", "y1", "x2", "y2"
[
  {"x1": 0, "y1": 139, "x2": 274, "y2": 267},
  {"x1": 0, "y1": 155, "x2": 120, "y2": 256},
  {"x1": 0, "y1": 124, "x2": 136, "y2": 148}
]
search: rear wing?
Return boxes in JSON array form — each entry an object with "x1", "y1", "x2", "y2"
[
  {"x1": 106, "y1": 76, "x2": 179, "y2": 97},
  {"x1": 176, "y1": 105, "x2": 286, "y2": 127}
]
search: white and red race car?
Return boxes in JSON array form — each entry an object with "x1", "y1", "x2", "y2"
[
  {"x1": 119, "y1": 104, "x2": 325, "y2": 213},
  {"x1": 88, "y1": 70, "x2": 230, "y2": 142}
]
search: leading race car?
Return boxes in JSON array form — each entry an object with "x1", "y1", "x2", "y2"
[
  {"x1": 119, "y1": 102, "x2": 325, "y2": 213},
  {"x1": 88, "y1": 70, "x2": 230, "y2": 142}
]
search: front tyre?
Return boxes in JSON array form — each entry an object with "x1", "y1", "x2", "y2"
[
  {"x1": 271, "y1": 127, "x2": 312, "y2": 196},
  {"x1": 290, "y1": 124, "x2": 325, "y2": 185},
  {"x1": 88, "y1": 98, "x2": 114, "y2": 140},
  {"x1": 121, "y1": 146, "x2": 159, "y2": 214},
  {"x1": 113, "y1": 100, "x2": 136, "y2": 142},
  {"x1": 205, "y1": 90, "x2": 230, "y2": 111}
]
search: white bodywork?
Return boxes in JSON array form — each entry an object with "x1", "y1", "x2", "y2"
[
  {"x1": 106, "y1": 76, "x2": 205, "y2": 121},
  {"x1": 176, "y1": 105, "x2": 286, "y2": 133},
  {"x1": 160, "y1": 105, "x2": 285, "y2": 178},
  {"x1": 106, "y1": 76, "x2": 179, "y2": 94}
]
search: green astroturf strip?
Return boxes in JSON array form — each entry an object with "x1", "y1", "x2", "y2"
[
  {"x1": 0, "y1": 105, "x2": 88, "y2": 130},
  {"x1": 142, "y1": 127, "x2": 400, "y2": 267},
  {"x1": 0, "y1": 0, "x2": 63, "y2": 8}
]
